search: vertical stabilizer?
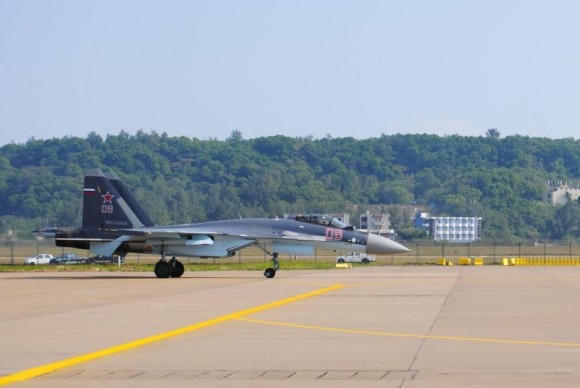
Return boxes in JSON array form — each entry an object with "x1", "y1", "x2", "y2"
[
  {"x1": 104, "y1": 172, "x2": 155, "y2": 227},
  {"x1": 82, "y1": 169, "x2": 149, "y2": 229}
]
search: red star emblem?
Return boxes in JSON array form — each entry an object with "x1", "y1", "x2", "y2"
[{"x1": 102, "y1": 191, "x2": 114, "y2": 204}]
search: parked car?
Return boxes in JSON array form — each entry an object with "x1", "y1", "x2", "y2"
[
  {"x1": 24, "y1": 254, "x2": 54, "y2": 265},
  {"x1": 87, "y1": 255, "x2": 124, "y2": 264},
  {"x1": 336, "y1": 252, "x2": 376, "y2": 264},
  {"x1": 49, "y1": 253, "x2": 87, "y2": 265}
]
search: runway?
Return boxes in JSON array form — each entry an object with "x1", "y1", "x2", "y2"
[{"x1": 1, "y1": 266, "x2": 580, "y2": 387}]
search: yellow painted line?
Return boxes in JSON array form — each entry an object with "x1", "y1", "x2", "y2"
[
  {"x1": 236, "y1": 317, "x2": 580, "y2": 348},
  {"x1": 0, "y1": 284, "x2": 344, "y2": 386}
]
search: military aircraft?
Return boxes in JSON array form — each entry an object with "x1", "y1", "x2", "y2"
[{"x1": 34, "y1": 169, "x2": 410, "y2": 278}]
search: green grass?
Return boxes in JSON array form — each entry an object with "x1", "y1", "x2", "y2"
[{"x1": 0, "y1": 261, "x2": 339, "y2": 272}]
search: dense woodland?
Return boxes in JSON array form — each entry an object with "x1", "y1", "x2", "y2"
[{"x1": 1, "y1": 130, "x2": 579, "y2": 241}]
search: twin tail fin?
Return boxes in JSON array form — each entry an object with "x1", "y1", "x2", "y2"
[{"x1": 82, "y1": 169, "x2": 155, "y2": 230}]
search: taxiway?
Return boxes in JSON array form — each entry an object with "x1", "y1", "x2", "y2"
[{"x1": 1, "y1": 266, "x2": 580, "y2": 387}]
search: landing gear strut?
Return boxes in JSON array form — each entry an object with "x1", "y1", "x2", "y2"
[
  {"x1": 264, "y1": 252, "x2": 279, "y2": 279},
  {"x1": 154, "y1": 253, "x2": 184, "y2": 278}
]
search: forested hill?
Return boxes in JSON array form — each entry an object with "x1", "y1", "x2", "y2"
[{"x1": 1, "y1": 130, "x2": 579, "y2": 240}]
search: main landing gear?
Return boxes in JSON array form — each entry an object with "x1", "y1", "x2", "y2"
[
  {"x1": 263, "y1": 252, "x2": 279, "y2": 279},
  {"x1": 154, "y1": 256, "x2": 184, "y2": 278}
]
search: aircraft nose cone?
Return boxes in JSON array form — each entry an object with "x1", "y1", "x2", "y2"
[{"x1": 366, "y1": 233, "x2": 410, "y2": 255}]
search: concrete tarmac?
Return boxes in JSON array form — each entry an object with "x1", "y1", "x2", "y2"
[{"x1": 1, "y1": 266, "x2": 580, "y2": 387}]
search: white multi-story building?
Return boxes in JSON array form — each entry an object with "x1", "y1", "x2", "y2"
[
  {"x1": 360, "y1": 211, "x2": 393, "y2": 235},
  {"x1": 428, "y1": 216, "x2": 482, "y2": 242}
]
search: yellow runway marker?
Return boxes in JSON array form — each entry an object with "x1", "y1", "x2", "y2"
[
  {"x1": 237, "y1": 317, "x2": 580, "y2": 348},
  {"x1": 0, "y1": 284, "x2": 344, "y2": 386}
]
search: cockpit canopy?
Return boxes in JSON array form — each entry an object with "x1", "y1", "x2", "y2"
[{"x1": 292, "y1": 214, "x2": 348, "y2": 229}]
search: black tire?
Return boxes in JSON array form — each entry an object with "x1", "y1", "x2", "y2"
[
  {"x1": 154, "y1": 261, "x2": 171, "y2": 278},
  {"x1": 171, "y1": 261, "x2": 185, "y2": 278},
  {"x1": 337, "y1": 258, "x2": 345, "y2": 263},
  {"x1": 264, "y1": 268, "x2": 276, "y2": 278},
  {"x1": 362, "y1": 258, "x2": 369, "y2": 264}
]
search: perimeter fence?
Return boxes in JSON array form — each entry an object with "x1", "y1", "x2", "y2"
[
  {"x1": 1, "y1": 239, "x2": 579, "y2": 266},
  {"x1": 399, "y1": 239, "x2": 580, "y2": 265}
]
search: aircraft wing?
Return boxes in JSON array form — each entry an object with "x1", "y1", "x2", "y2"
[
  {"x1": 277, "y1": 230, "x2": 327, "y2": 241},
  {"x1": 94, "y1": 225, "x2": 326, "y2": 257},
  {"x1": 108, "y1": 224, "x2": 328, "y2": 242}
]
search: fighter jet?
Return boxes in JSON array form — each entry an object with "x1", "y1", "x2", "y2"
[{"x1": 34, "y1": 169, "x2": 410, "y2": 278}]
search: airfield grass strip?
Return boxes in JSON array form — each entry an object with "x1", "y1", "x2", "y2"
[{"x1": 0, "y1": 261, "x2": 340, "y2": 272}]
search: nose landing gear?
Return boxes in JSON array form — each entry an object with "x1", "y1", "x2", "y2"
[{"x1": 263, "y1": 252, "x2": 279, "y2": 279}]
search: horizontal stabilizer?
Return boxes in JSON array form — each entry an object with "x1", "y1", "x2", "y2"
[{"x1": 90, "y1": 235, "x2": 132, "y2": 256}]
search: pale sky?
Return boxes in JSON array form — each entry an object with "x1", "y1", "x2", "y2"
[{"x1": 1, "y1": 0, "x2": 579, "y2": 145}]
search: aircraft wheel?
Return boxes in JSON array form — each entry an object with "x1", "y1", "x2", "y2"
[
  {"x1": 171, "y1": 260, "x2": 185, "y2": 278},
  {"x1": 264, "y1": 268, "x2": 276, "y2": 278},
  {"x1": 154, "y1": 261, "x2": 171, "y2": 278}
]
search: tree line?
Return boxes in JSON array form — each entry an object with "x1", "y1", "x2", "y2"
[{"x1": 1, "y1": 130, "x2": 579, "y2": 241}]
